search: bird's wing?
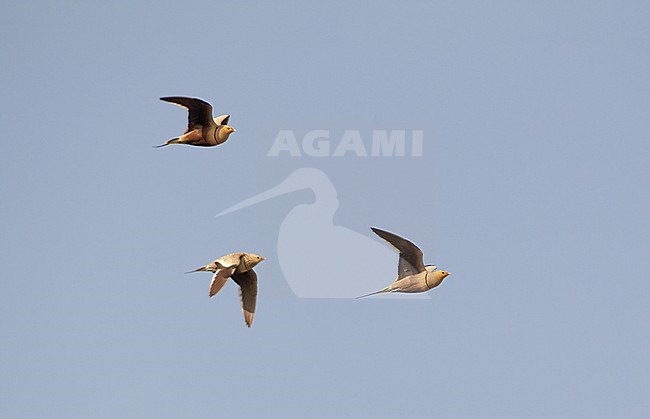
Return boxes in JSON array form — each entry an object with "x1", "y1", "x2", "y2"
[
  {"x1": 207, "y1": 253, "x2": 245, "y2": 296},
  {"x1": 209, "y1": 266, "x2": 236, "y2": 297},
  {"x1": 213, "y1": 114, "x2": 230, "y2": 126},
  {"x1": 371, "y1": 227, "x2": 425, "y2": 279},
  {"x1": 160, "y1": 96, "x2": 216, "y2": 132},
  {"x1": 231, "y1": 269, "x2": 258, "y2": 328}
]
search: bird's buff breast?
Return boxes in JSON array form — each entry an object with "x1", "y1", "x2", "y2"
[
  {"x1": 214, "y1": 126, "x2": 230, "y2": 145},
  {"x1": 424, "y1": 271, "x2": 444, "y2": 290},
  {"x1": 201, "y1": 127, "x2": 219, "y2": 146},
  {"x1": 235, "y1": 255, "x2": 258, "y2": 273}
]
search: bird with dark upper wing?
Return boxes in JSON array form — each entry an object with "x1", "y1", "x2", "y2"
[
  {"x1": 156, "y1": 96, "x2": 237, "y2": 148},
  {"x1": 357, "y1": 227, "x2": 451, "y2": 298}
]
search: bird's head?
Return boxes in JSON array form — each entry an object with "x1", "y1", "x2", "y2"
[
  {"x1": 223, "y1": 125, "x2": 237, "y2": 136},
  {"x1": 433, "y1": 270, "x2": 451, "y2": 281},
  {"x1": 242, "y1": 253, "x2": 265, "y2": 271}
]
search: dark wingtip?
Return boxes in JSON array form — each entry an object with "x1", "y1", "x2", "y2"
[{"x1": 371, "y1": 226, "x2": 388, "y2": 236}]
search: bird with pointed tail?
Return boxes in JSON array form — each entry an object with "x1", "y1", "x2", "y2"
[
  {"x1": 357, "y1": 227, "x2": 451, "y2": 298},
  {"x1": 187, "y1": 252, "x2": 265, "y2": 327},
  {"x1": 156, "y1": 96, "x2": 237, "y2": 148}
]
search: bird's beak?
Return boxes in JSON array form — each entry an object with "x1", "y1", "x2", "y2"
[
  {"x1": 216, "y1": 172, "x2": 307, "y2": 217},
  {"x1": 232, "y1": 129, "x2": 237, "y2": 132}
]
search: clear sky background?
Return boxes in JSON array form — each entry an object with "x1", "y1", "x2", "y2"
[{"x1": 1, "y1": 1, "x2": 649, "y2": 417}]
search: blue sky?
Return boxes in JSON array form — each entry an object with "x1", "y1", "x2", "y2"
[{"x1": 1, "y1": 1, "x2": 649, "y2": 417}]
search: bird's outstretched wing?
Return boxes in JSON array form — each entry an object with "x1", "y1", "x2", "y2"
[
  {"x1": 209, "y1": 266, "x2": 237, "y2": 297},
  {"x1": 160, "y1": 96, "x2": 215, "y2": 133},
  {"x1": 371, "y1": 227, "x2": 425, "y2": 279},
  {"x1": 231, "y1": 269, "x2": 258, "y2": 328}
]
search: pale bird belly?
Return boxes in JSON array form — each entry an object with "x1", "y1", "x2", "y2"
[
  {"x1": 392, "y1": 273, "x2": 429, "y2": 293},
  {"x1": 180, "y1": 129, "x2": 206, "y2": 145}
]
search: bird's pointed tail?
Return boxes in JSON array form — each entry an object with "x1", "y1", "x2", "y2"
[
  {"x1": 356, "y1": 287, "x2": 392, "y2": 299},
  {"x1": 153, "y1": 137, "x2": 180, "y2": 148},
  {"x1": 185, "y1": 266, "x2": 208, "y2": 274}
]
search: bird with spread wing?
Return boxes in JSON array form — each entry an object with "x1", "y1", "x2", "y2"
[
  {"x1": 187, "y1": 252, "x2": 265, "y2": 328},
  {"x1": 156, "y1": 96, "x2": 237, "y2": 148},
  {"x1": 358, "y1": 227, "x2": 451, "y2": 298}
]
